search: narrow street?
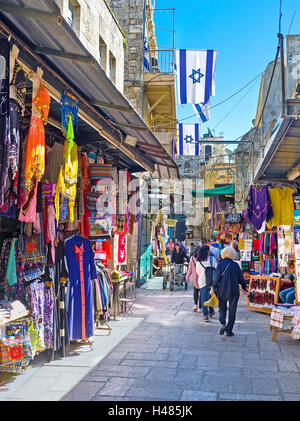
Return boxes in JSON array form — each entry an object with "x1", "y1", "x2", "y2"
[{"x1": 60, "y1": 279, "x2": 300, "y2": 402}]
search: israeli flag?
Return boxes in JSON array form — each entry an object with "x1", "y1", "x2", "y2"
[
  {"x1": 177, "y1": 123, "x2": 201, "y2": 156},
  {"x1": 176, "y1": 49, "x2": 217, "y2": 104},
  {"x1": 193, "y1": 101, "x2": 210, "y2": 123}
]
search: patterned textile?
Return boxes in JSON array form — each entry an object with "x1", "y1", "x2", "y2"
[
  {"x1": 0, "y1": 39, "x2": 10, "y2": 206},
  {"x1": 0, "y1": 322, "x2": 32, "y2": 371},
  {"x1": 88, "y1": 164, "x2": 112, "y2": 180},
  {"x1": 25, "y1": 282, "x2": 46, "y2": 352},
  {"x1": 115, "y1": 216, "x2": 127, "y2": 234},
  {"x1": 8, "y1": 99, "x2": 21, "y2": 180},
  {"x1": 42, "y1": 183, "x2": 54, "y2": 206},
  {"x1": 270, "y1": 309, "x2": 284, "y2": 328},
  {"x1": 10, "y1": 62, "x2": 26, "y2": 113},
  {"x1": 60, "y1": 91, "x2": 78, "y2": 136},
  {"x1": 43, "y1": 284, "x2": 54, "y2": 349},
  {"x1": 246, "y1": 185, "x2": 273, "y2": 231},
  {"x1": 19, "y1": 233, "x2": 45, "y2": 266},
  {"x1": 25, "y1": 115, "x2": 46, "y2": 194},
  {"x1": 86, "y1": 191, "x2": 100, "y2": 212}
]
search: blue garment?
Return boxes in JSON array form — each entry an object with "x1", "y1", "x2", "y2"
[
  {"x1": 213, "y1": 258, "x2": 246, "y2": 301},
  {"x1": 99, "y1": 277, "x2": 107, "y2": 312},
  {"x1": 219, "y1": 295, "x2": 239, "y2": 334},
  {"x1": 210, "y1": 246, "x2": 220, "y2": 260},
  {"x1": 279, "y1": 287, "x2": 295, "y2": 304},
  {"x1": 65, "y1": 235, "x2": 97, "y2": 340},
  {"x1": 200, "y1": 285, "x2": 213, "y2": 317}
]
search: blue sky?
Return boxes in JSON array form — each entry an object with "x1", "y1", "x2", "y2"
[{"x1": 153, "y1": 0, "x2": 300, "y2": 144}]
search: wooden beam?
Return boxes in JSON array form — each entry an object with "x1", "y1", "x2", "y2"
[{"x1": 148, "y1": 94, "x2": 167, "y2": 114}]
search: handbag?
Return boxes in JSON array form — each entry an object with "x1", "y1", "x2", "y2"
[
  {"x1": 23, "y1": 265, "x2": 45, "y2": 282},
  {"x1": 226, "y1": 222, "x2": 243, "y2": 234},
  {"x1": 0, "y1": 322, "x2": 33, "y2": 367},
  {"x1": 224, "y1": 213, "x2": 242, "y2": 224},
  {"x1": 86, "y1": 191, "x2": 101, "y2": 212},
  {"x1": 19, "y1": 226, "x2": 45, "y2": 265}
]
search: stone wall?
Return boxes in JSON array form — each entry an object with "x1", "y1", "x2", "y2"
[
  {"x1": 108, "y1": 0, "x2": 145, "y2": 115},
  {"x1": 57, "y1": 0, "x2": 125, "y2": 93}
]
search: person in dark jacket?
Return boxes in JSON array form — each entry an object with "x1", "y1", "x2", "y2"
[
  {"x1": 171, "y1": 244, "x2": 189, "y2": 276},
  {"x1": 211, "y1": 246, "x2": 247, "y2": 337},
  {"x1": 171, "y1": 244, "x2": 188, "y2": 264}
]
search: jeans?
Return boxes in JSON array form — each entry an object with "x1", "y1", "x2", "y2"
[
  {"x1": 218, "y1": 295, "x2": 239, "y2": 334},
  {"x1": 200, "y1": 286, "x2": 213, "y2": 317},
  {"x1": 175, "y1": 265, "x2": 182, "y2": 275},
  {"x1": 193, "y1": 287, "x2": 201, "y2": 307},
  {"x1": 279, "y1": 287, "x2": 295, "y2": 304}
]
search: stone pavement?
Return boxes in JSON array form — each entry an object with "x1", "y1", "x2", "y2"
[
  {"x1": 61, "y1": 277, "x2": 300, "y2": 401},
  {"x1": 0, "y1": 316, "x2": 143, "y2": 401},
  {"x1": 2, "y1": 276, "x2": 300, "y2": 401}
]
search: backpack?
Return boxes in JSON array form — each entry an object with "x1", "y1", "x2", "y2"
[{"x1": 200, "y1": 256, "x2": 216, "y2": 287}]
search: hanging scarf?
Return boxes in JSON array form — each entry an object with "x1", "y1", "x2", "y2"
[{"x1": 60, "y1": 91, "x2": 78, "y2": 136}]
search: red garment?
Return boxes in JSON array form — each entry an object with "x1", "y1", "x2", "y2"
[{"x1": 252, "y1": 240, "x2": 260, "y2": 252}]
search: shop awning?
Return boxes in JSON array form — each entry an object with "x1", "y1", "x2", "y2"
[
  {"x1": 0, "y1": 0, "x2": 179, "y2": 179},
  {"x1": 192, "y1": 184, "x2": 235, "y2": 198},
  {"x1": 253, "y1": 116, "x2": 300, "y2": 182}
]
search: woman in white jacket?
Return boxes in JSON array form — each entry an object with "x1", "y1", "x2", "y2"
[{"x1": 196, "y1": 245, "x2": 218, "y2": 322}]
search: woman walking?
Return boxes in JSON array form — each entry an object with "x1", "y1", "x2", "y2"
[
  {"x1": 196, "y1": 246, "x2": 217, "y2": 322},
  {"x1": 186, "y1": 247, "x2": 200, "y2": 312},
  {"x1": 211, "y1": 246, "x2": 247, "y2": 336}
]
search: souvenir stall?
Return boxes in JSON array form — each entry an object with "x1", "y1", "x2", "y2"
[
  {"x1": 0, "y1": 36, "x2": 140, "y2": 373},
  {"x1": 237, "y1": 183, "x2": 299, "y2": 315}
]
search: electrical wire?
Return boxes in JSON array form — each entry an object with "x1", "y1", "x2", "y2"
[
  {"x1": 152, "y1": 70, "x2": 265, "y2": 126},
  {"x1": 212, "y1": 77, "x2": 260, "y2": 131}
]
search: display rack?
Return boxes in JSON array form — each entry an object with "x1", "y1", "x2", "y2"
[{"x1": 247, "y1": 275, "x2": 281, "y2": 314}]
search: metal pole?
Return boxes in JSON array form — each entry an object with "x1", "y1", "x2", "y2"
[{"x1": 278, "y1": 33, "x2": 286, "y2": 117}]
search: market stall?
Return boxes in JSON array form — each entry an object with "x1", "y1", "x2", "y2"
[{"x1": 0, "y1": 33, "x2": 146, "y2": 373}]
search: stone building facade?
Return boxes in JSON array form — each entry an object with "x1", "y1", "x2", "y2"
[
  {"x1": 108, "y1": 0, "x2": 145, "y2": 114},
  {"x1": 57, "y1": 0, "x2": 125, "y2": 93}
]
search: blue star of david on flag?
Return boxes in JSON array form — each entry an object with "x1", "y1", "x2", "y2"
[
  {"x1": 184, "y1": 135, "x2": 194, "y2": 144},
  {"x1": 176, "y1": 49, "x2": 217, "y2": 104},
  {"x1": 189, "y1": 68, "x2": 204, "y2": 84},
  {"x1": 178, "y1": 124, "x2": 200, "y2": 156}
]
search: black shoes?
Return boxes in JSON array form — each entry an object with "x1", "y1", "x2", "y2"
[
  {"x1": 219, "y1": 324, "x2": 226, "y2": 335},
  {"x1": 219, "y1": 325, "x2": 234, "y2": 336}
]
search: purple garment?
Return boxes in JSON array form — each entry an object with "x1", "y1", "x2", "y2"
[
  {"x1": 209, "y1": 196, "x2": 222, "y2": 230},
  {"x1": 44, "y1": 284, "x2": 54, "y2": 349},
  {"x1": 65, "y1": 235, "x2": 97, "y2": 340},
  {"x1": 246, "y1": 186, "x2": 273, "y2": 230}
]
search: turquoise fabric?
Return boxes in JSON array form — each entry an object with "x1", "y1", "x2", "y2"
[{"x1": 6, "y1": 238, "x2": 17, "y2": 286}]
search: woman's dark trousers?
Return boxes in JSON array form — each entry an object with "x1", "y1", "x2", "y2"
[{"x1": 218, "y1": 295, "x2": 239, "y2": 334}]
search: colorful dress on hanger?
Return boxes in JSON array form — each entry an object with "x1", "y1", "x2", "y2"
[
  {"x1": 246, "y1": 185, "x2": 273, "y2": 231},
  {"x1": 65, "y1": 235, "x2": 97, "y2": 340},
  {"x1": 267, "y1": 187, "x2": 294, "y2": 228},
  {"x1": 55, "y1": 118, "x2": 78, "y2": 223},
  {"x1": 25, "y1": 82, "x2": 50, "y2": 194}
]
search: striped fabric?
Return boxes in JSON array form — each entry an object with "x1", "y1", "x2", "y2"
[{"x1": 88, "y1": 164, "x2": 112, "y2": 180}]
